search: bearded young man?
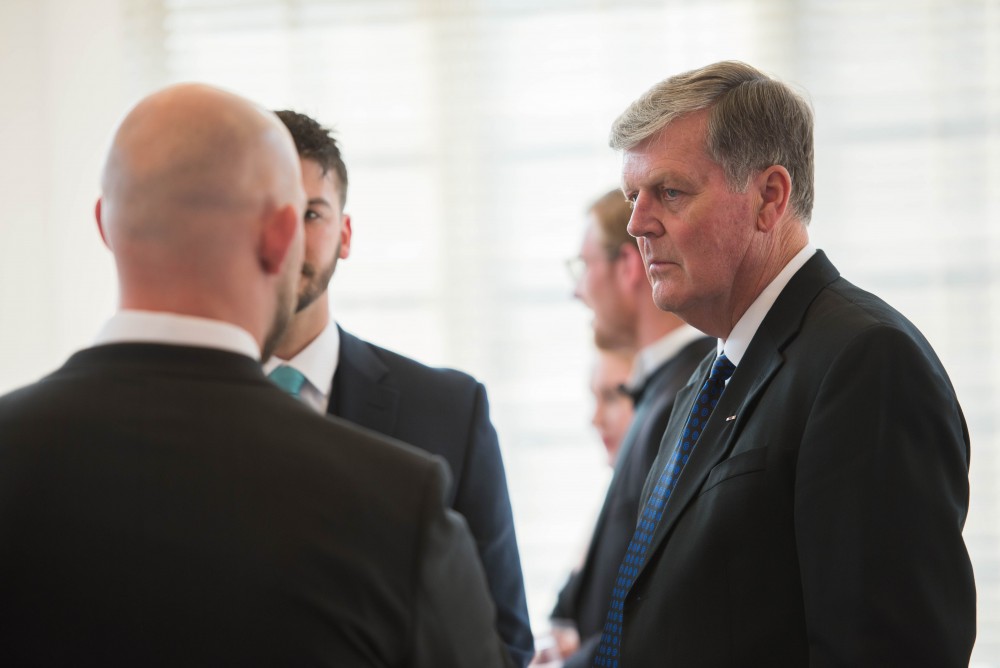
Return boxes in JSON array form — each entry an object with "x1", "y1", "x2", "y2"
[{"x1": 264, "y1": 110, "x2": 533, "y2": 668}]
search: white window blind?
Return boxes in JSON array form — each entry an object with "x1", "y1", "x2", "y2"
[{"x1": 121, "y1": 0, "x2": 1000, "y2": 662}]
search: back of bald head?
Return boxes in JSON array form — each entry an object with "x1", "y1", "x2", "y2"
[{"x1": 99, "y1": 83, "x2": 302, "y2": 251}]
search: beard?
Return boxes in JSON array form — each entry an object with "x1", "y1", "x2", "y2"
[
  {"x1": 261, "y1": 255, "x2": 300, "y2": 363},
  {"x1": 296, "y1": 241, "x2": 340, "y2": 313},
  {"x1": 592, "y1": 315, "x2": 632, "y2": 351},
  {"x1": 593, "y1": 323, "x2": 619, "y2": 350}
]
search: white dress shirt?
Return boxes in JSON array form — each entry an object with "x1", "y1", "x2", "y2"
[
  {"x1": 262, "y1": 319, "x2": 340, "y2": 414},
  {"x1": 626, "y1": 324, "x2": 710, "y2": 393},
  {"x1": 94, "y1": 310, "x2": 260, "y2": 359},
  {"x1": 720, "y1": 243, "x2": 816, "y2": 364}
]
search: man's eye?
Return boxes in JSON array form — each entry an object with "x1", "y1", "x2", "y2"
[
  {"x1": 304, "y1": 209, "x2": 320, "y2": 221},
  {"x1": 663, "y1": 188, "x2": 680, "y2": 200}
]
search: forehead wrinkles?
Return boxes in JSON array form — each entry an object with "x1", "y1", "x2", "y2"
[
  {"x1": 622, "y1": 147, "x2": 687, "y2": 191},
  {"x1": 622, "y1": 114, "x2": 716, "y2": 190},
  {"x1": 621, "y1": 141, "x2": 658, "y2": 189}
]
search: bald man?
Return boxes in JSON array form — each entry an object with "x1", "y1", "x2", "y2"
[{"x1": 0, "y1": 84, "x2": 513, "y2": 668}]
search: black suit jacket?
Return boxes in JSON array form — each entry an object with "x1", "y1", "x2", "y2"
[
  {"x1": 550, "y1": 336, "x2": 714, "y2": 668},
  {"x1": 621, "y1": 251, "x2": 976, "y2": 666},
  {"x1": 330, "y1": 328, "x2": 533, "y2": 667},
  {"x1": 0, "y1": 343, "x2": 513, "y2": 668}
]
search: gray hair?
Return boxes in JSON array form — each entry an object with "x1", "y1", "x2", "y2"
[{"x1": 610, "y1": 61, "x2": 814, "y2": 223}]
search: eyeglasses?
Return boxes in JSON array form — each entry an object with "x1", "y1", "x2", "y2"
[
  {"x1": 565, "y1": 256, "x2": 587, "y2": 284},
  {"x1": 565, "y1": 246, "x2": 624, "y2": 284}
]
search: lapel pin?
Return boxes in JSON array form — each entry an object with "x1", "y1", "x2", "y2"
[{"x1": 725, "y1": 415, "x2": 737, "y2": 422}]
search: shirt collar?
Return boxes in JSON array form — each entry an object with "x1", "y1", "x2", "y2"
[
  {"x1": 262, "y1": 318, "x2": 340, "y2": 400},
  {"x1": 721, "y1": 243, "x2": 816, "y2": 365},
  {"x1": 627, "y1": 324, "x2": 709, "y2": 390},
  {"x1": 94, "y1": 310, "x2": 260, "y2": 360}
]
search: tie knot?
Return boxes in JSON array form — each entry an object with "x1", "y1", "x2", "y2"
[
  {"x1": 268, "y1": 365, "x2": 307, "y2": 396},
  {"x1": 710, "y1": 354, "x2": 736, "y2": 384}
]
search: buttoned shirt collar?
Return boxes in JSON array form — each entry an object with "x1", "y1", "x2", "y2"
[
  {"x1": 627, "y1": 324, "x2": 709, "y2": 391},
  {"x1": 263, "y1": 318, "x2": 340, "y2": 412}
]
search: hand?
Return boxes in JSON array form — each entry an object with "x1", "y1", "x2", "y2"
[
  {"x1": 529, "y1": 649, "x2": 563, "y2": 668},
  {"x1": 550, "y1": 624, "x2": 580, "y2": 658},
  {"x1": 530, "y1": 624, "x2": 579, "y2": 666},
  {"x1": 530, "y1": 634, "x2": 563, "y2": 666}
]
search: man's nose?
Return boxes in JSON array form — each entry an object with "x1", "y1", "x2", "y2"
[{"x1": 627, "y1": 192, "x2": 657, "y2": 239}]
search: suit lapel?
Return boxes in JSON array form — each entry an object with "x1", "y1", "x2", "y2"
[
  {"x1": 644, "y1": 349, "x2": 784, "y2": 555},
  {"x1": 329, "y1": 328, "x2": 400, "y2": 435},
  {"x1": 632, "y1": 251, "x2": 841, "y2": 588},
  {"x1": 613, "y1": 387, "x2": 658, "y2": 476}
]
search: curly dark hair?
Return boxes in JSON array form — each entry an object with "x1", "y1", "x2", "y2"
[{"x1": 274, "y1": 110, "x2": 348, "y2": 208}]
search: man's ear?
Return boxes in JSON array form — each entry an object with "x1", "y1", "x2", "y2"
[
  {"x1": 756, "y1": 165, "x2": 792, "y2": 232},
  {"x1": 259, "y1": 203, "x2": 300, "y2": 275},
  {"x1": 94, "y1": 198, "x2": 111, "y2": 249},
  {"x1": 339, "y1": 213, "x2": 352, "y2": 260}
]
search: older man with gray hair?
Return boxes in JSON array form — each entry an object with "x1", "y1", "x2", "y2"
[{"x1": 593, "y1": 61, "x2": 975, "y2": 667}]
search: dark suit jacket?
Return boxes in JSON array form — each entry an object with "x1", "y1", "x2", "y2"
[
  {"x1": 330, "y1": 328, "x2": 533, "y2": 667},
  {"x1": 621, "y1": 251, "x2": 976, "y2": 666},
  {"x1": 550, "y1": 336, "x2": 714, "y2": 668},
  {"x1": 0, "y1": 343, "x2": 513, "y2": 668}
]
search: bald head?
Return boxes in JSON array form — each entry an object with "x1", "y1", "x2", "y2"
[
  {"x1": 96, "y1": 83, "x2": 306, "y2": 356},
  {"x1": 100, "y1": 84, "x2": 301, "y2": 241}
]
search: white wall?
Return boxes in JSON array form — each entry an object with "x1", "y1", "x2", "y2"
[{"x1": 0, "y1": 0, "x2": 126, "y2": 393}]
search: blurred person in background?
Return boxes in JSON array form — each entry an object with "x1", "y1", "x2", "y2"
[
  {"x1": 589, "y1": 346, "x2": 637, "y2": 467},
  {"x1": 533, "y1": 344, "x2": 635, "y2": 666},
  {"x1": 534, "y1": 189, "x2": 713, "y2": 667}
]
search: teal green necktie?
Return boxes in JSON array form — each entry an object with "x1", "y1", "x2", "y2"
[{"x1": 268, "y1": 365, "x2": 307, "y2": 397}]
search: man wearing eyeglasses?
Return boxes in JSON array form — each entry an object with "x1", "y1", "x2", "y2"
[{"x1": 539, "y1": 189, "x2": 712, "y2": 668}]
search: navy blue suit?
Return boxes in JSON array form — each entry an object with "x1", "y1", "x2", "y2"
[{"x1": 330, "y1": 328, "x2": 533, "y2": 667}]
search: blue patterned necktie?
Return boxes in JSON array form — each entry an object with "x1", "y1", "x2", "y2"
[
  {"x1": 268, "y1": 365, "x2": 307, "y2": 397},
  {"x1": 594, "y1": 354, "x2": 736, "y2": 668}
]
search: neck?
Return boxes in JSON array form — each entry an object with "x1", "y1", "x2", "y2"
[
  {"x1": 705, "y1": 224, "x2": 809, "y2": 340},
  {"x1": 634, "y1": 295, "x2": 686, "y2": 349},
  {"x1": 115, "y1": 247, "x2": 274, "y2": 346},
  {"x1": 273, "y1": 294, "x2": 329, "y2": 360},
  {"x1": 118, "y1": 285, "x2": 263, "y2": 343}
]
